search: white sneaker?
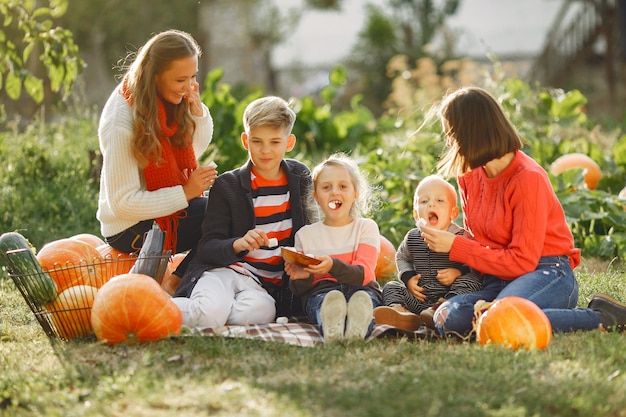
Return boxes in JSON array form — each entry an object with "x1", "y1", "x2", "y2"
[
  {"x1": 320, "y1": 290, "x2": 347, "y2": 343},
  {"x1": 345, "y1": 291, "x2": 374, "y2": 340}
]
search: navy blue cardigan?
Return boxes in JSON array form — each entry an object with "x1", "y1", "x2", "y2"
[{"x1": 174, "y1": 158, "x2": 312, "y2": 297}]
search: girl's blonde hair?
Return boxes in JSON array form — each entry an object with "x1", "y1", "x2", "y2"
[
  {"x1": 120, "y1": 29, "x2": 202, "y2": 167},
  {"x1": 436, "y1": 86, "x2": 524, "y2": 178},
  {"x1": 311, "y1": 153, "x2": 375, "y2": 219}
]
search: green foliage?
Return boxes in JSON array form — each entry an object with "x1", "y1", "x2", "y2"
[
  {"x1": 0, "y1": 0, "x2": 84, "y2": 105},
  {"x1": 1, "y1": 61, "x2": 624, "y2": 262},
  {"x1": 0, "y1": 113, "x2": 100, "y2": 249}
]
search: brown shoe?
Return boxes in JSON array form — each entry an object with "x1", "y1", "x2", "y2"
[
  {"x1": 420, "y1": 298, "x2": 446, "y2": 329},
  {"x1": 374, "y1": 305, "x2": 421, "y2": 332}
]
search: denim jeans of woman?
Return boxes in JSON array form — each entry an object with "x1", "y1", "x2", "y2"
[
  {"x1": 306, "y1": 284, "x2": 382, "y2": 337},
  {"x1": 433, "y1": 256, "x2": 602, "y2": 337}
]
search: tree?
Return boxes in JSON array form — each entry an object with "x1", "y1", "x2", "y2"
[
  {"x1": 0, "y1": 0, "x2": 84, "y2": 117},
  {"x1": 347, "y1": 0, "x2": 459, "y2": 115}
]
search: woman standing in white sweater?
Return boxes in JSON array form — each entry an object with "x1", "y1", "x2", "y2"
[{"x1": 97, "y1": 29, "x2": 215, "y2": 282}]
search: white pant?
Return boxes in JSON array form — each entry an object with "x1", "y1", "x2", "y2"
[{"x1": 172, "y1": 268, "x2": 276, "y2": 329}]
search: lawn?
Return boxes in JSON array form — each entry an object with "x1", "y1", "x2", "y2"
[{"x1": 1, "y1": 260, "x2": 625, "y2": 417}]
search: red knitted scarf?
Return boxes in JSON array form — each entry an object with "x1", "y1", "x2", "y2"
[{"x1": 121, "y1": 83, "x2": 197, "y2": 252}]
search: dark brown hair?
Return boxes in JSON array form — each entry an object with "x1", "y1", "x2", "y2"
[{"x1": 436, "y1": 87, "x2": 524, "y2": 177}]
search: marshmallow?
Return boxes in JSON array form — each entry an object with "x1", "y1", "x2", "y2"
[
  {"x1": 416, "y1": 218, "x2": 427, "y2": 231},
  {"x1": 268, "y1": 237, "x2": 278, "y2": 248}
]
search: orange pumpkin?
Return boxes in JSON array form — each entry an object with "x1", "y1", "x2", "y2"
[
  {"x1": 549, "y1": 153, "x2": 601, "y2": 190},
  {"x1": 96, "y1": 244, "x2": 136, "y2": 279},
  {"x1": 475, "y1": 296, "x2": 552, "y2": 351},
  {"x1": 70, "y1": 233, "x2": 106, "y2": 249},
  {"x1": 375, "y1": 236, "x2": 397, "y2": 281},
  {"x1": 37, "y1": 238, "x2": 107, "y2": 292},
  {"x1": 91, "y1": 273, "x2": 183, "y2": 344},
  {"x1": 47, "y1": 285, "x2": 98, "y2": 340}
]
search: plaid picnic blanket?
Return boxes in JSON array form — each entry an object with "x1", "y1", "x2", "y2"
[{"x1": 198, "y1": 322, "x2": 428, "y2": 347}]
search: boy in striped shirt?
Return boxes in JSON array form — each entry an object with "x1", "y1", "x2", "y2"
[
  {"x1": 172, "y1": 96, "x2": 312, "y2": 329},
  {"x1": 374, "y1": 175, "x2": 482, "y2": 332}
]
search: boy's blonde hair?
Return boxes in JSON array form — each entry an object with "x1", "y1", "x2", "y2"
[
  {"x1": 311, "y1": 153, "x2": 374, "y2": 219},
  {"x1": 243, "y1": 96, "x2": 296, "y2": 134},
  {"x1": 413, "y1": 175, "x2": 457, "y2": 209}
]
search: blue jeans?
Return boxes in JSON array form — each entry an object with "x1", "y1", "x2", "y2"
[
  {"x1": 306, "y1": 284, "x2": 382, "y2": 337},
  {"x1": 433, "y1": 256, "x2": 602, "y2": 336}
]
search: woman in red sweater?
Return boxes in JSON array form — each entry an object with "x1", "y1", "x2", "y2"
[{"x1": 420, "y1": 86, "x2": 625, "y2": 337}]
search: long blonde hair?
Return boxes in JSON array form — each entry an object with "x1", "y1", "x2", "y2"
[{"x1": 121, "y1": 30, "x2": 201, "y2": 167}]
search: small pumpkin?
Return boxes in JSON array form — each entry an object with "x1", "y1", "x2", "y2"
[
  {"x1": 475, "y1": 296, "x2": 552, "y2": 351},
  {"x1": 549, "y1": 153, "x2": 601, "y2": 190},
  {"x1": 91, "y1": 273, "x2": 183, "y2": 344},
  {"x1": 37, "y1": 238, "x2": 107, "y2": 292},
  {"x1": 70, "y1": 233, "x2": 106, "y2": 249},
  {"x1": 96, "y1": 244, "x2": 136, "y2": 279},
  {"x1": 375, "y1": 236, "x2": 396, "y2": 281},
  {"x1": 48, "y1": 285, "x2": 98, "y2": 340}
]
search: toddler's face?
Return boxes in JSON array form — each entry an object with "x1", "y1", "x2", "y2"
[
  {"x1": 314, "y1": 165, "x2": 357, "y2": 226},
  {"x1": 414, "y1": 180, "x2": 458, "y2": 231}
]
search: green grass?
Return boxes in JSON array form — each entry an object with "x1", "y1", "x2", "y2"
[{"x1": 1, "y1": 260, "x2": 625, "y2": 417}]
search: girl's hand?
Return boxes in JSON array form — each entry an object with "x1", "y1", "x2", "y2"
[
  {"x1": 284, "y1": 262, "x2": 310, "y2": 280},
  {"x1": 183, "y1": 164, "x2": 218, "y2": 200},
  {"x1": 420, "y1": 224, "x2": 456, "y2": 253},
  {"x1": 406, "y1": 274, "x2": 426, "y2": 302},
  {"x1": 185, "y1": 81, "x2": 203, "y2": 117},
  {"x1": 304, "y1": 255, "x2": 332, "y2": 275}
]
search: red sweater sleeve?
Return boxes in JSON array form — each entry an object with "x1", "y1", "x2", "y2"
[{"x1": 450, "y1": 151, "x2": 580, "y2": 280}]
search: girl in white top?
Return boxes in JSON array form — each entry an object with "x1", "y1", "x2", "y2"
[{"x1": 285, "y1": 153, "x2": 382, "y2": 343}]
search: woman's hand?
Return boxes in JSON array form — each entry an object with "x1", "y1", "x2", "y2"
[
  {"x1": 420, "y1": 224, "x2": 456, "y2": 253},
  {"x1": 183, "y1": 164, "x2": 218, "y2": 200},
  {"x1": 185, "y1": 81, "x2": 203, "y2": 117}
]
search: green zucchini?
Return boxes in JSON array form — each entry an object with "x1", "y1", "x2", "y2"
[
  {"x1": 1, "y1": 232, "x2": 58, "y2": 306},
  {"x1": 0, "y1": 231, "x2": 35, "y2": 267}
]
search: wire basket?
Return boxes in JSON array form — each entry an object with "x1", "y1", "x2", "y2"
[{"x1": 5, "y1": 248, "x2": 172, "y2": 341}]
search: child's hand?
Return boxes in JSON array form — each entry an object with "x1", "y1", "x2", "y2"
[
  {"x1": 304, "y1": 255, "x2": 332, "y2": 275},
  {"x1": 233, "y1": 228, "x2": 270, "y2": 253},
  {"x1": 436, "y1": 268, "x2": 461, "y2": 286},
  {"x1": 284, "y1": 262, "x2": 309, "y2": 280},
  {"x1": 406, "y1": 274, "x2": 426, "y2": 302}
]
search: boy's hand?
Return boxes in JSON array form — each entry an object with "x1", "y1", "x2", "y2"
[
  {"x1": 436, "y1": 268, "x2": 461, "y2": 286},
  {"x1": 406, "y1": 274, "x2": 426, "y2": 302},
  {"x1": 233, "y1": 228, "x2": 271, "y2": 253}
]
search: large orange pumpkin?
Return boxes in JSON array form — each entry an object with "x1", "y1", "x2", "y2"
[
  {"x1": 549, "y1": 153, "x2": 601, "y2": 190},
  {"x1": 96, "y1": 244, "x2": 136, "y2": 279},
  {"x1": 91, "y1": 273, "x2": 183, "y2": 344},
  {"x1": 475, "y1": 296, "x2": 552, "y2": 351},
  {"x1": 70, "y1": 233, "x2": 106, "y2": 249},
  {"x1": 375, "y1": 236, "x2": 397, "y2": 281},
  {"x1": 37, "y1": 238, "x2": 107, "y2": 292},
  {"x1": 47, "y1": 285, "x2": 98, "y2": 340}
]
